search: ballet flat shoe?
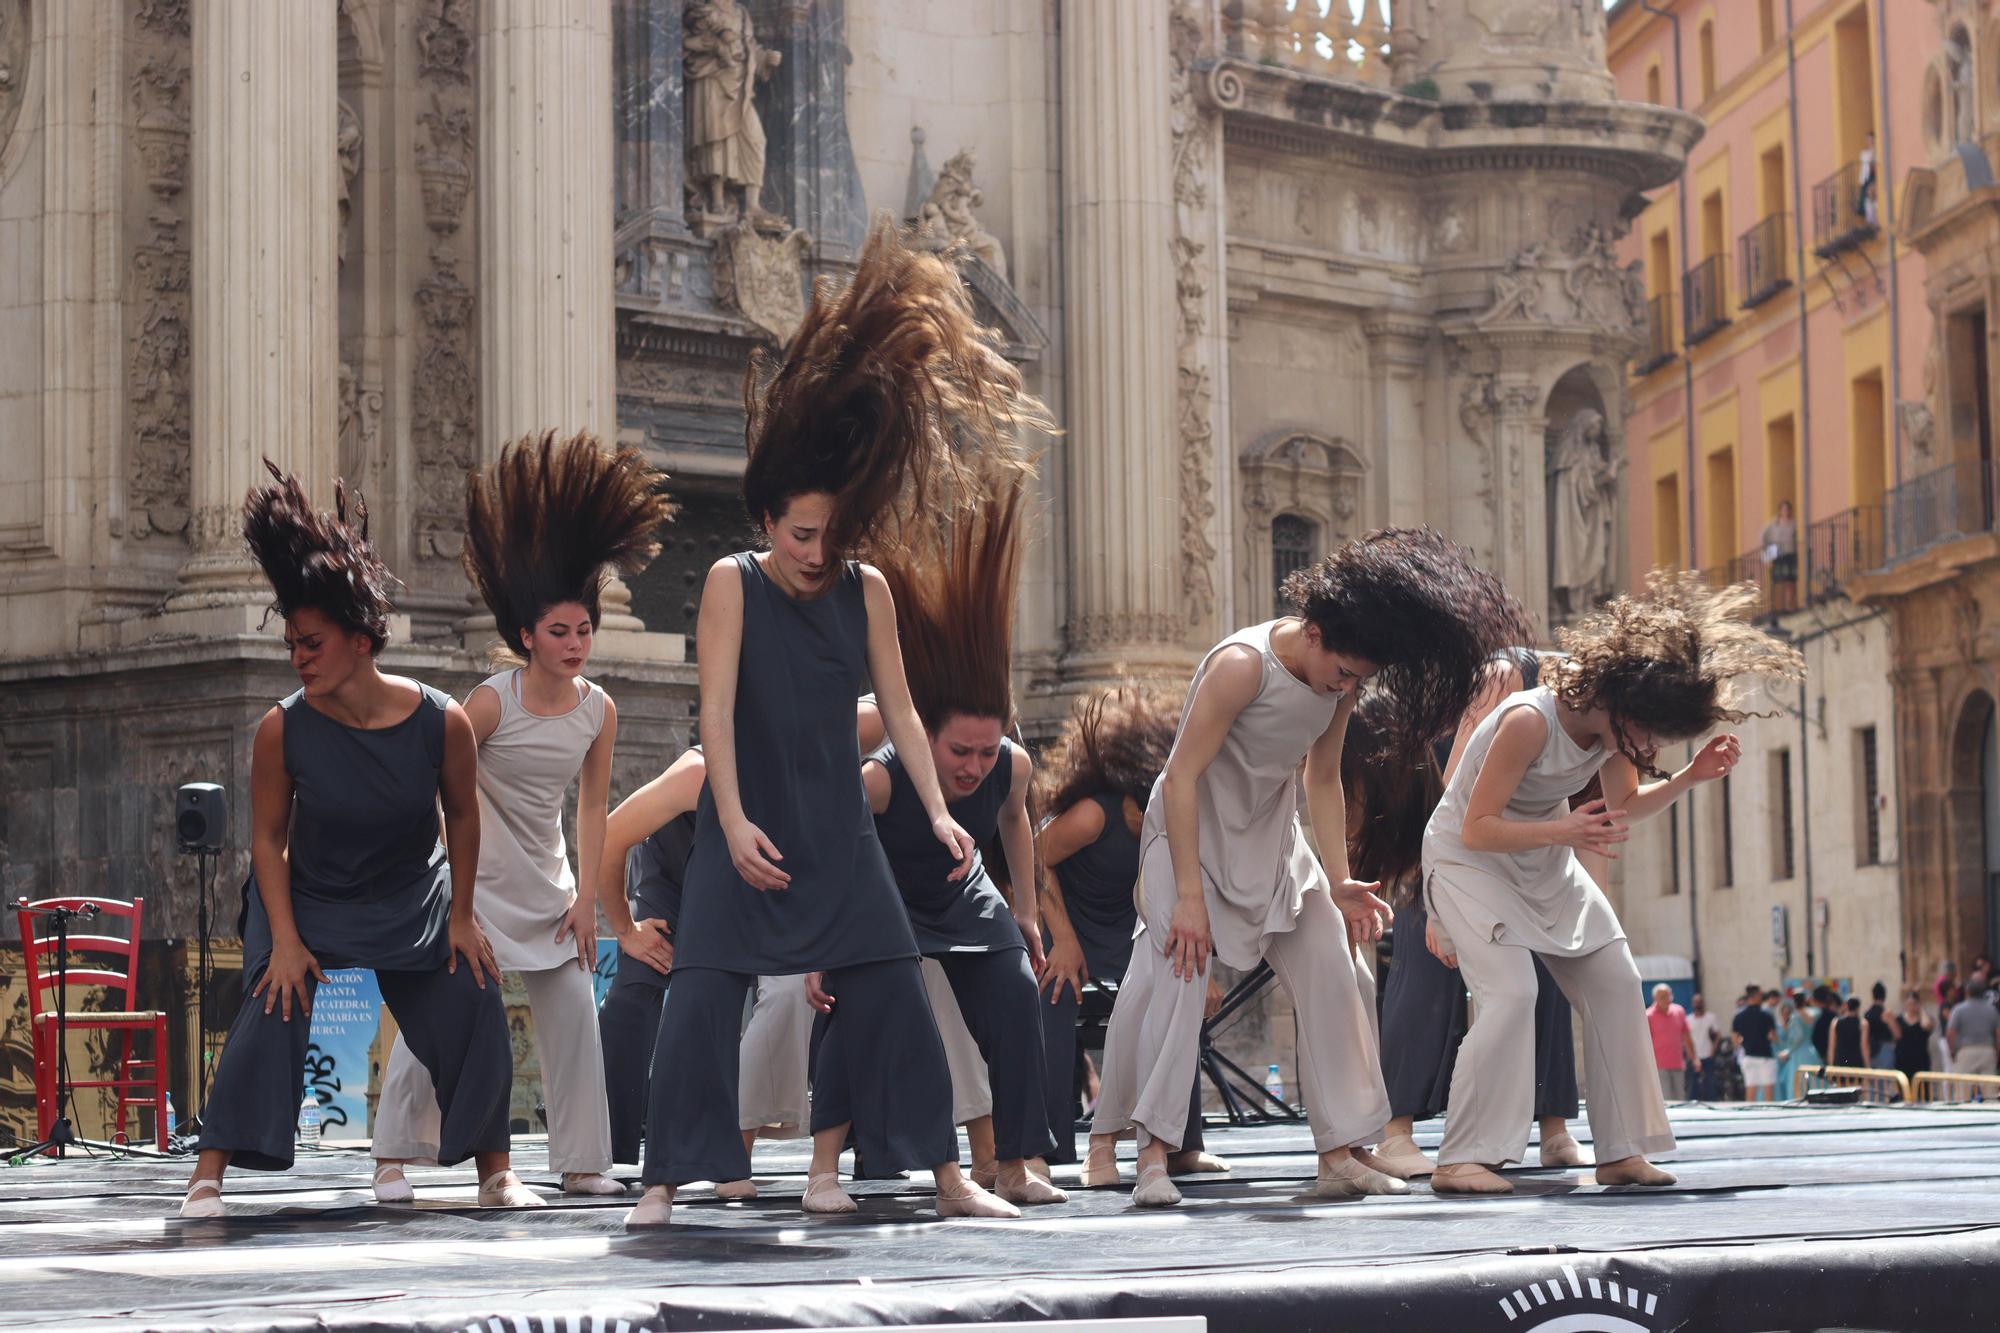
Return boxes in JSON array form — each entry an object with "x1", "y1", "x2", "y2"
[
  {"x1": 561, "y1": 1172, "x2": 627, "y2": 1197},
  {"x1": 996, "y1": 1170, "x2": 1069, "y2": 1206},
  {"x1": 802, "y1": 1171, "x2": 858, "y2": 1214},
  {"x1": 624, "y1": 1184, "x2": 674, "y2": 1228},
  {"x1": 969, "y1": 1164, "x2": 998, "y2": 1190},
  {"x1": 1131, "y1": 1163, "x2": 1182, "y2": 1207},
  {"x1": 714, "y1": 1178, "x2": 758, "y2": 1200},
  {"x1": 1315, "y1": 1155, "x2": 1410, "y2": 1198},
  {"x1": 477, "y1": 1171, "x2": 546, "y2": 1208},
  {"x1": 1537, "y1": 1133, "x2": 1589, "y2": 1169},
  {"x1": 1165, "y1": 1149, "x2": 1230, "y2": 1176},
  {"x1": 372, "y1": 1163, "x2": 416, "y2": 1204},
  {"x1": 1366, "y1": 1135, "x2": 1436, "y2": 1179},
  {"x1": 1430, "y1": 1163, "x2": 1514, "y2": 1195},
  {"x1": 936, "y1": 1180, "x2": 1021, "y2": 1219},
  {"x1": 1594, "y1": 1158, "x2": 1676, "y2": 1187},
  {"x1": 179, "y1": 1178, "x2": 225, "y2": 1219},
  {"x1": 1079, "y1": 1146, "x2": 1123, "y2": 1188}
]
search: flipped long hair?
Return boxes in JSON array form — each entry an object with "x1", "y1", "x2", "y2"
[
  {"x1": 1338, "y1": 692, "x2": 1440, "y2": 900},
  {"x1": 740, "y1": 214, "x2": 1052, "y2": 560},
  {"x1": 462, "y1": 430, "x2": 674, "y2": 660},
  {"x1": 1032, "y1": 684, "x2": 1183, "y2": 817},
  {"x1": 242, "y1": 460, "x2": 397, "y2": 652}
]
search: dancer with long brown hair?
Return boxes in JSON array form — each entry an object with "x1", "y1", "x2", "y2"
[
  {"x1": 1035, "y1": 686, "x2": 1224, "y2": 1178},
  {"x1": 1088, "y1": 529, "x2": 1533, "y2": 1206},
  {"x1": 182, "y1": 466, "x2": 521, "y2": 1217},
  {"x1": 372, "y1": 432, "x2": 670, "y2": 1202},
  {"x1": 626, "y1": 219, "x2": 1044, "y2": 1227},
  {"x1": 806, "y1": 462, "x2": 1066, "y2": 1210},
  {"x1": 1422, "y1": 574, "x2": 1804, "y2": 1194}
]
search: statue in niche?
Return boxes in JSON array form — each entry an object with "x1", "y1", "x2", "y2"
[
  {"x1": 1548, "y1": 407, "x2": 1619, "y2": 621},
  {"x1": 913, "y1": 147, "x2": 1007, "y2": 279},
  {"x1": 685, "y1": 0, "x2": 783, "y2": 230},
  {"x1": 337, "y1": 99, "x2": 362, "y2": 262},
  {"x1": 1948, "y1": 26, "x2": 1975, "y2": 146}
]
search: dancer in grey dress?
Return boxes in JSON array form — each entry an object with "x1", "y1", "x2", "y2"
[
  {"x1": 182, "y1": 465, "x2": 526, "y2": 1218},
  {"x1": 1090, "y1": 528, "x2": 1533, "y2": 1206},
  {"x1": 1422, "y1": 574, "x2": 1803, "y2": 1194},
  {"x1": 626, "y1": 219, "x2": 1048, "y2": 1227},
  {"x1": 374, "y1": 431, "x2": 670, "y2": 1202}
]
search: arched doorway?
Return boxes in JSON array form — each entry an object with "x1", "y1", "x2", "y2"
[{"x1": 1949, "y1": 690, "x2": 2000, "y2": 968}]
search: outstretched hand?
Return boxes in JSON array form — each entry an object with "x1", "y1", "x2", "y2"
[
  {"x1": 1332, "y1": 877, "x2": 1391, "y2": 943},
  {"x1": 1684, "y1": 734, "x2": 1742, "y2": 783}
]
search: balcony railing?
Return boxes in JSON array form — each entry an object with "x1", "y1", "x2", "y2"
[
  {"x1": 1223, "y1": 1, "x2": 1406, "y2": 88},
  {"x1": 1683, "y1": 254, "x2": 1731, "y2": 346},
  {"x1": 1635, "y1": 293, "x2": 1676, "y2": 375},
  {"x1": 1702, "y1": 546, "x2": 1800, "y2": 618},
  {"x1": 1881, "y1": 459, "x2": 1998, "y2": 567},
  {"x1": 1812, "y1": 159, "x2": 1880, "y2": 256},
  {"x1": 1805, "y1": 504, "x2": 1884, "y2": 603},
  {"x1": 1737, "y1": 212, "x2": 1791, "y2": 308}
]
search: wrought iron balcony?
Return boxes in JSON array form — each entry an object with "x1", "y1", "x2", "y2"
[
  {"x1": 1635, "y1": 293, "x2": 1676, "y2": 375},
  {"x1": 1805, "y1": 504, "x2": 1884, "y2": 602},
  {"x1": 1880, "y1": 459, "x2": 1997, "y2": 567},
  {"x1": 1683, "y1": 254, "x2": 1731, "y2": 346},
  {"x1": 1737, "y1": 212, "x2": 1791, "y2": 309},
  {"x1": 1811, "y1": 160, "x2": 1880, "y2": 257}
]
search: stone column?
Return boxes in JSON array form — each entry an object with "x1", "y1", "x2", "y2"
[
  {"x1": 164, "y1": 0, "x2": 339, "y2": 622},
  {"x1": 476, "y1": 0, "x2": 666, "y2": 653},
  {"x1": 1492, "y1": 378, "x2": 1549, "y2": 612},
  {"x1": 1059, "y1": 0, "x2": 1188, "y2": 680},
  {"x1": 1364, "y1": 317, "x2": 1431, "y2": 529}
]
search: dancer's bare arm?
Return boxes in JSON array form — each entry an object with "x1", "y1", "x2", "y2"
[
  {"x1": 1303, "y1": 696, "x2": 1389, "y2": 941},
  {"x1": 860, "y1": 564, "x2": 973, "y2": 873},
  {"x1": 1159, "y1": 647, "x2": 1262, "y2": 980},
  {"x1": 698, "y1": 558, "x2": 789, "y2": 890}
]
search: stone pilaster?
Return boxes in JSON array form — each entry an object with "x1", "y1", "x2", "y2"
[
  {"x1": 476, "y1": 0, "x2": 668, "y2": 653},
  {"x1": 1058, "y1": 0, "x2": 1187, "y2": 679},
  {"x1": 163, "y1": 0, "x2": 339, "y2": 624},
  {"x1": 1492, "y1": 378, "x2": 1549, "y2": 614}
]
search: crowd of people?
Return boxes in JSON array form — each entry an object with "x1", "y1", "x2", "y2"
[
  {"x1": 1644, "y1": 965, "x2": 2000, "y2": 1103},
  {"x1": 172, "y1": 218, "x2": 1813, "y2": 1225}
]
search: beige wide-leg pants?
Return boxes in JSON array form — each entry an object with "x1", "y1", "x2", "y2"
[
  {"x1": 921, "y1": 957, "x2": 996, "y2": 1126},
  {"x1": 1092, "y1": 886, "x2": 1389, "y2": 1152},
  {"x1": 1431, "y1": 890, "x2": 1675, "y2": 1168},
  {"x1": 737, "y1": 973, "x2": 811, "y2": 1136},
  {"x1": 375, "y1": 962, "x2": 611, "y2": 1174}
]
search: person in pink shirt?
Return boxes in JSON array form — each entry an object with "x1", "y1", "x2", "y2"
[{"x1": 1647, "y1": 985, "x2": 1697, "y2": 1103}]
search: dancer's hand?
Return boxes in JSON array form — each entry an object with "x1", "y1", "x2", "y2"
[
  {"x1": 725, "y1": 817, "x2": 790, "y2": 890},
  {"x1": 804, "y1": 971, "x2": 834, "y2": 1014},
  {"x1": 1557, "y1": 799, "x2": 1628, "y2": 857},
  {"x1": 618, "y1": 917, "x2": 674, "y2": 975},
  {"x1": 1016, "y1": 908, "x2": 1047, "y2": 974},
  {"x1": 554, "y1": 894, "x2": 597, "y2": 971},
  {"x1": 255, "y1": 936, "x2": 328, "y2": 1021},
  {"x1": 1332, "y1": 877, "x2": 1391, "y2": 942},
  {"x1": 1205, "y1": 972, "x2": 1225, "y2": 1019},
  {"x1": 1041, "y1": 933, "x2": 1088, "y2": 1005},
  {"x1": 1683, "y1": 734, "x2": 1741, "y2": 783},
  {"x1": 1425, "y1": 915, "x2": 1458, "y2": 970},
  {"x1": 1166, "y1": 894, "x2": 1211, "y2": 982},
  {"x1": 932, "y1": 813, "x2": 976, "y2": 880},
  {"x1": 447, "y1": 913, "x2": 500, "y2": 988}
]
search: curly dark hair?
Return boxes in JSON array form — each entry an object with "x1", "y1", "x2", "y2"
[
  {"x1": 1338, "y1": 692, "x2": 1441, "y2": 900},
  {"x1": 1280, "y1": 527, "x2": 1536, "y2": 758},
  {"x1": 242, "y1": 459, "x2": 397, "y2": 652},
  {"x1": 1031, "y1": 683, "x2": 1184, "y2": 817},
  {"x1": 740, "y1": 214, "x2": 1052, "y2": 560},
  {"x1": 1550, "y1": 571, "x2": 1805, "y2": 778},
  {"x1": 463, "y1": 430, "x2": 675, "y2": 663}
]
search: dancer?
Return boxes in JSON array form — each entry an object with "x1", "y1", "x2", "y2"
[
  {"x1": 1353, "y1": 657, "x2": 1584, "y2": 1181},
  {"x1": 1422, "y1": 574, "x2": 1803, "y2": 1194},
  {"x1": 808, "y1": 468, "x2": 1066, "y2": 1209},
  {"x1": 594, "y1": 699, "x2": 887, "y2": 1193},
  {"x1": 182, "y1": 465, "x2": 523, "y2": 1218},
  {"x1": 371, "y1": 433, "x2": 669, "y2": 1202},
  {"x1": 1089, "y1": 528, "x2": 1533, "y2": 1206},
  {"x1": 626, "y1": 219, "x2": 1043, "y2": 1227},
  {"x1": 1035, "y1": 687, "x2": 1225, "y2": 1178}
]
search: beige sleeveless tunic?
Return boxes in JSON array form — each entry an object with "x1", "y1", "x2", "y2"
[
  {"x1": 1137, "y1": 621, "x2": 1342, "y2": 970},
  {"x1": 1422, "y1": 686, "x2": 1620, "y2": 957},
  {"x1": 472, "y1": 669, "x2": 607, "y2": 971}
]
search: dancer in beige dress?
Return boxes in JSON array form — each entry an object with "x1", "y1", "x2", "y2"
[
  {"x1": 1422, "y1": 575, "x2": 1803, "y2": 1194},
  {"x1": 374, "y1": 432, "x2": 670, "y2": 1201},
  {"x1": 1089, "y1": 529, "x2": 1533, "y2": 1206}
]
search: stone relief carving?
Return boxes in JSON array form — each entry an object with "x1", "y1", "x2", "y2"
[
  {"x1": 712, "y1": 223, "x2": 811, "y2": 344},
  {"x1": 685, "y1": 0, "x2": 782, "y2": 230},
  {"x1": 1563, "y1": 220, "x2": 1641, "y2": 336},
  {"x1": 1900, "y1": 399, "x2": 1937, "y2": 467},
  {"x1": 1459, "y1": 373, "x2": 1498, "y2": 502},
  {"x1": 336, "y1": 98, "x2": 361, "y2": 263},
  {"x1": 412, "y1": 0, "x2": 474, "y2": 561},
  {"x1": 416, "y1": 0, "x2": 472, "y2": 83},
  {"x1": 1547, "y1": 406, "x2": 1619, "y2": 621},
  {"x1": 1169, "y1": 0, "x2": 1218, "y2": 631},
  {"x1": 1430, "y1": 201, "x2": 1471, "y2": 255},
  {"x1": 0, "y1": 0, "x2": 27, "y2": 158},
  {"x1": 913, "y1": 148, "x2": 1007, "y2": 279},
  {"x1": 126, "y1": 8, "x2": 193, "y2": 541},
  {"x1": 1476, "y1": 243, "x2": 1546, "y2": 325},
  {"x1": 337, "y1": 361, "x2": 384, "y2": 466},
  {"x1": 1497, "y1": 382, "x2": 1542, "y2": 560}
]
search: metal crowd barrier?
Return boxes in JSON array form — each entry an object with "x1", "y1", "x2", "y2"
[
  {"x1": 1790, "y1": 1064, "x2": 1912, "y2": 1102},
  {"x1": 1912, "y1": 1071, "x2": 2000, "y2": 1104}
]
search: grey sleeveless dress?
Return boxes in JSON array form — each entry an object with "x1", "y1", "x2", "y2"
[
  {"x1": 872, "y1": 739, "x2": 1021, "y2": 955},
  {"x1": 1056, "y1": 791, "x2": 1143, "y2": 978},
  {"x1": 672, "y1": 554, "x2": 918, "y2": 973}
]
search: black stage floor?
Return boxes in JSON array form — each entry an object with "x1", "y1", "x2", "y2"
[{"x1": 3, "y1": 1102, "x2": 1998, "y2": 1332}]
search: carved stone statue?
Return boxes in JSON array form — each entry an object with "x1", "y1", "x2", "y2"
[
  {"x1": 1949, "y1": 25, "x2": 1975, "y2": 147},
  {"x1": 685, "y1": 0, "x2": 782, "y2": 227},
  {"x1": 914, "y1": 147, "x2": 1007, "y2": 279},
  {"x1": 336, "y1": 98, "x2": 361, "y2": 261},
  {"x1": 1548, "y1": 407, "x2": 1618, "y2": 619}
]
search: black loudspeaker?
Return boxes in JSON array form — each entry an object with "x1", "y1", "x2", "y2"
[{"x1": 176, "y1": 782, "x2": 226, "y2": 853}]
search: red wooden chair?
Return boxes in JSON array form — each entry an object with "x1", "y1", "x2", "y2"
[{"x1": 17, "y1": 896, "x2": 171, "y2": 1151}]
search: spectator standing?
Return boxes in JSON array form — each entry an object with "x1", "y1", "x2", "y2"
[
  {"x1": 1688, "y1": 993, "x2": 1725, "y2": 1100},
  {"x1": 1774, "y1": 996, "x2": 1814, "y2": 1100},
  {"x1": 1732, "y1": 984, "x2": 1780, "y2": 1102},
  {"x1": 1830, "y1": 997, "x2": 1868, "y2": 1068},
  {"x1": 1761, "y1": 503, "x2": 1798, "y2": 613},
  {"x1": 1894, "y1": 990, "x2": 1934, "y2": 1084},
  {"x1": 1646, "y1": 985, "x2": 1696, "y2": 1103},
  {"x1": 1812, "y1": 985, "x2": 1840, "y2": 1063},
  {"x1": 1945, "y1": 987, "x2": 2000, "y2": 1076},
  {"x1": 1863, "y1": 982, "x2": 1898, "y2": 1071},
  {"x1": 1935, "y1": 960, "x2": 1958, "y2": 1007}
]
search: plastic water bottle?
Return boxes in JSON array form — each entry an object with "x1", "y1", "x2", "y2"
[
  {"x1": 163, "y1": 1092, "x2": 176, "y2": 1140},
  {"x1": 297, "y1": 1088, "x2": 322, "y2": 1149},
  {"x1": 1264, "y1": 1062, "x2": 1286, "y2": 1105}
]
